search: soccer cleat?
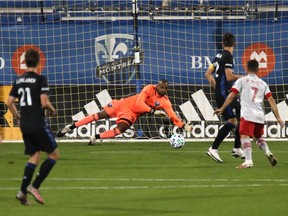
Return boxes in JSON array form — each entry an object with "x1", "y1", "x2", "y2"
[
  {"x1": 232, "y1": 148, "x2": 245, "y2": 159},
  {"x1": 16, "y1": 191, "x2": 31, "y2": 206},
  {"x1": 27, "y1": 186, "x2": 45, "y2": 204},
  {"x1": 266, "y1": 152, "x2": 277, "y2": 166},
  {"x1": 88, "y1": 136, "x2": 96, "y2": 145},
  {"x1": 56, "y1": 124, "x2": 72, "y2": 137},
  {"x1": 236, "y1": 161, "x2": 253, "y2": 169},
  {"x1": 206, "y1": 147, "x2": 223, "y2": 163}
]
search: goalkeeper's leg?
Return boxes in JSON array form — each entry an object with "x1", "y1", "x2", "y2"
[
  {"x1": 56, "y1": 110, "x2": 110, "y2": 137},
  {"x1": 88, "y1": 120, "x2": 131, "y2": 145},
  {"x1": 74, "y1": 110, "x2": 111, "y2": 127}
]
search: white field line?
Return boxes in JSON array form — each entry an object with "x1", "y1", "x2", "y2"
[
  {"x1": 2, "y1": 150, "x2": 288, "y2": 154},
  {"x1": 88, "y1": 150, "x2": 288, "y2": 154},
  {"x1": 1, "y1": 184, "x2": 288, "y2": 190},
  {"x1": 1, "y1": 178, "x2": 288, "y2": 190},
  {"x1": 2, "y1": 138, "x2": 288, "y2": 143},
  {"x1": 1, "y1": 178, "x2": 288, "y2": 182}
]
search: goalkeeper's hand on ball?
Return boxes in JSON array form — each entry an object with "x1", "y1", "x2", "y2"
[{"x1": 183, "y1": 123, "x2": 193, "y2": 132}]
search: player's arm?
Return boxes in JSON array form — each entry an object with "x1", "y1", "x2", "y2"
[
  {"x1": 7, "y1": 82, "x2": 20, "y2": 120},
  {"x1": 6, "y1": 96, "x2": 20, "y2": 120},
  {"x1": 214, "y1": 90, "x2": 237, "y2": 115},
  {"x1": 225, "y1": 68, "x2": 243, "y2": 81},
  {"x1": 225, "y1": 54, "x2": 243, "y2": 81},
  {"x1": 41, "y1": 94, "x2": 56, "y2": 116},
  {"x1": 267, "y1": 96, "x2": 284, "y2": 128},
  {"x1": 205, "y1": 64, "x2": 216, "y2": 89},
  {"x1": 40, "y1": 76, "x2": 56, "y2": 116},
  {"x1": 162, "y1": 102, "x2": 192, "y2": 132}
]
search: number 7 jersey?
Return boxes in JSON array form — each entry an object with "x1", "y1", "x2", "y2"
[
  {"x1": 230, "y1": 73, "x2": 272, "y2": 124},
  {"x1": 9, "y1": 71, "x2": 50, "y2": 133}
]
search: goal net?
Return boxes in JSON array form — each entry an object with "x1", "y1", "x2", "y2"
[{"x1": 0, "y1": 0, "x2": 287, "y2": 141}]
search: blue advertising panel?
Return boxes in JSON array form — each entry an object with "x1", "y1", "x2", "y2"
[{"x1": 0, "y1": 20, "x2": 287, "y2": 85}]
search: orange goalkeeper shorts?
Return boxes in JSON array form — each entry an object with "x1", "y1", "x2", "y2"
[{"x1": 103, "y1": 99, "x2": 139, "y2": 125}]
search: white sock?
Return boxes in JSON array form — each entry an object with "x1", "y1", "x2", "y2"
[
  {"x1": 241, "y1": 138, "x2": 252, "y2": 161},
  {"x1": 256, "y1": 138, "x2": 270, "y2": 154}
]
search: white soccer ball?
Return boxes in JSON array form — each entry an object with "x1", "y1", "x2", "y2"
[{"x1": 169, "y1": 134, "x2": 185, "y2": 149}]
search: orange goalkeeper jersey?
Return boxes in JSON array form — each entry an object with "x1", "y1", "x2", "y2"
[{"x1": 122, "y1": 84, "x2": 184, "y2": 128}]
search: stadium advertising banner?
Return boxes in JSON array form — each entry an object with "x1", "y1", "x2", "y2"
[
  {"x1": 1, "y1": 85, "x2": 287, "y2": 140},
  {"x1": 0, "y1": 21, "x2": 287, "y2": 85},
  {"x1": 2, "y1": 82, "x2": 286, "y2": 140},
  {"x1": 0, "y1": 85, "x2": 22, "y2": 140},
  {"x1": 0, "y1": 20, "x2": 287, "y2": 140},
  {"x1": 47, "y1": 85, "x2": 287, "y2": 139}
]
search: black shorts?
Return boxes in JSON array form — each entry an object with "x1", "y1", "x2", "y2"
[
  {"x1": 22, "y1": 127, "x2": 57, "y2": 155},
  {"x1": 216, "y1": 94, "x2": 240, "y2": 121}
]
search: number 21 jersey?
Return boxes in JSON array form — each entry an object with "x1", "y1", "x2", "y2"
[{"x1": 9, "y1": 71, "x2": 50, "y2": 133}]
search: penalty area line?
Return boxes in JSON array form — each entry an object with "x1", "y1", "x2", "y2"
[
  {"x1": 1, "y1": 184, "x2": 288, "y2": 190},
  {"x1": 1, "y1": 178, "x2": 288, "y2": 182}
]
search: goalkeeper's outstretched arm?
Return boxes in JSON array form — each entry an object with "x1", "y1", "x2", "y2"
[{"x1": 163, "y1": 104, "x2": 193, "y2": 132}]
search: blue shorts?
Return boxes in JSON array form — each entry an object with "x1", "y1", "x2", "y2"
[
  {"x1": 22, "y1": 128, "x2": 57, "y2": 155},
  {"x1": 216, "y1": 95, "x2": 240, "y2": 121}
]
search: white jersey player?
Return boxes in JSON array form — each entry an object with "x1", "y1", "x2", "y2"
[
  {"x1": 233, "y1": 68, "x2": 271, "y2": 124},
  {"x1": 214, "y1": 60, "x2": 284, "y2": 168}
]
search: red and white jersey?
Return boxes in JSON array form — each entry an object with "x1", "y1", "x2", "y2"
[{"x1": 231, "y1": 73, "x2": 272, "y2": 124}]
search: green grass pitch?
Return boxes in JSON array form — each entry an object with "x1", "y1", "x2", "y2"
[{"x1": 1, "y1": 140, "x2": 288, "y2": 216}]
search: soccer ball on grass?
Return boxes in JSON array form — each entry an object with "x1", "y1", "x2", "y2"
[{"x1": 169, "y1": 134, "x2": 185, "y2": 149}]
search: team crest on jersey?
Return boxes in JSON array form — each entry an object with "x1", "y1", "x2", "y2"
[{"x1": 95, "y1": 34, "x2": 142, "y2": 84}]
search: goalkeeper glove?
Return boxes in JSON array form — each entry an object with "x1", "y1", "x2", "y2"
[
  {"x1": 183, "y1": 123, "x2": 193, "y2": 132},
  {"x1": 150, "y1": 109, "x2": 168, "y2": 117},
  {"x1": 154, "y1": 110, "x2": 168, "y2": 117},
  {"x1": 150, "y1": 109, "x2": 156, "y2": 114}
]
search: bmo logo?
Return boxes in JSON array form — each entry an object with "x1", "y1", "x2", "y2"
[
  {"x1": 242, "y1": 43, "x2": 275, "y2": 77},
  {"x1": 0, "y1": 57, "x2": 5, "y2": 69},
  {"x1": 12, "y1": 44, "x2": 46, "y2": 75}
]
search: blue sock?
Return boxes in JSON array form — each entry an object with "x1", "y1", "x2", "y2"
[
  {"x1": 32, "y1": 158, "x2": 56, "y2": 189},
  {"x1": 21, "y1": 162, "x2": 36, "y2": 194},
  {"x1": 212, "y1": 122, "x2": 235, "y2": 149}
]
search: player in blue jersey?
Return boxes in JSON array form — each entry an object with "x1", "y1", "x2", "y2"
[
  {"x1": 205, "y1": 32, "x2": 243, "y2": 163},
  {"x1": 7, "y1": 49, "x2": 59, "y2": 205}
]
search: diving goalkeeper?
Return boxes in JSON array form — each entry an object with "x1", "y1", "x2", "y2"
[{"x1": 56, "y1": 79, "x2": 193, "y2": 144}]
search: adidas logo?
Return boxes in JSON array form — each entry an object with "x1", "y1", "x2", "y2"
[
  {"x1": 179, "y1": 89, "x2": 220, "y2": 122},
  {"x1": 69, "y1": 89, "x2": 287, "y2": 139},
  {"x1": 67, "y1": 89, "x2": 134, "y2": 138},
  {"x1": 180, "y1": 89, "x2": 288, "y2": 123},
  {"x1": 72, "y1": 89, "x2": 220, "y2": 122},
  {"x1": 72, "y1": 89, "x2": 113, "y2": 121}
]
